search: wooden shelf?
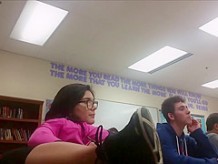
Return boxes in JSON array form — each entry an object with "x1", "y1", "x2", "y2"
[
  {"x1": 0, "y1": 117, "x2": 38, "y2": 123},
  {"x1": 0, "y1": 140, "x2": 27, "y2": 144},
  {"x1": 0, "y1": 95, "x2": 43, "y2": 154}
]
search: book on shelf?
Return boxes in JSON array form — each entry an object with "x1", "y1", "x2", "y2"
[
  {"x1": 0, "y1": 106, "x2": 23, "y2": 119},
  {"x1": 0, "y1": 128, "x2": 32, "y2": 142}
]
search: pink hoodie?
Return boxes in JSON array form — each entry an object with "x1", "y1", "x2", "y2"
[{"x1": 28, "y1": 118, "x2": 109, "y2": 147}]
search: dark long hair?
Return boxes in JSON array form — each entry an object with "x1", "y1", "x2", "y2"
[{"x1": 45, "y1": 83, "x2": 94, "y2": 121}]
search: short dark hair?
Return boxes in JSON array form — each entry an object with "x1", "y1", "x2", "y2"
[
  {"x1": 161, "y1": 96, "x2": 186, "y2": 122},
  {"x1": 206, "y1": 113, "x2": 218, "y2": 131},
  {"x1": 45, "y1": 83, "x2": 94, "y2": 121}
]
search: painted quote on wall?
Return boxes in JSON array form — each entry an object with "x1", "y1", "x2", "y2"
[{"x1": 50, "y1": 62, "x2": 208, "y2": 111}]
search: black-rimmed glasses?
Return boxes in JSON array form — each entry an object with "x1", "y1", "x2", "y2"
[{"x1": 78, "y1": 99, "x2": 98, "y2": 110}]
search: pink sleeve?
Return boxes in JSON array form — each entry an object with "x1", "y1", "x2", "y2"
[
  {"x1": 84, "y1": 123, "x2": 109, "y2": 144},
  {"x1": 28, "y1": 118, "x2": 65, "y2": 147}
]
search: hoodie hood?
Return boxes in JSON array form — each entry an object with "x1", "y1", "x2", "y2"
[
  {"x1": 157, "y1": 123, "x2": 186, "y2": 138},
  {"x1": 157, "y1": 123, "x2": 176, "y2": 136}
]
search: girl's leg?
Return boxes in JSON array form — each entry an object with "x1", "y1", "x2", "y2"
[{"x1": 25, "y1": 142, "x2": 97, "y2": 164}]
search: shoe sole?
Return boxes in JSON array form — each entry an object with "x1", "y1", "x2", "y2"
[{"x1": 136, "y1": 107, "x2": 163, "y2": 164}]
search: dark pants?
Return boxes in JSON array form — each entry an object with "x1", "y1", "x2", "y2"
[{"x1": 1, "y1": 147, "x2": 33, "y2": 164}]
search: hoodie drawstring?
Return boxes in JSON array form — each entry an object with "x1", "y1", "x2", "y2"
[{"x1": 176, "y1": 136, "x2": 188, "y2": 156}]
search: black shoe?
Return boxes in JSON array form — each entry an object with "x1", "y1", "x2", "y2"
[{"x1": 95, "y1": 107, "x2": 163, "y2": 164}]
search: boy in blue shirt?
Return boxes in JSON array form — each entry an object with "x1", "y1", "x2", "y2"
[{"x1": 157, "y1": 96, "x2": 218, "y2": 164}]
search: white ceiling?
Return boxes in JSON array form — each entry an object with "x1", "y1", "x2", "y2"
[{"x1": 1, "y1": 0, "x2": 218, "y2": 98}]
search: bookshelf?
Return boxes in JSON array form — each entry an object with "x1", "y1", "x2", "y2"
[{"x1": 0, "y1": 95, "x2": 43, "y2": 155}]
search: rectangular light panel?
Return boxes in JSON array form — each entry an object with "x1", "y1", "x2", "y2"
[
  {"x1": 10, "y1": 0, "x2": 68, "y2": 46},
  {"x1": 128, "y1": 46, "x2": 192, "y2": 74},
  {"x1": 202, "y1": 80, "x2": 218, "y2": 89},
  {"x1": 199, "y1": 17, "x2": 218, "y2": 37}
]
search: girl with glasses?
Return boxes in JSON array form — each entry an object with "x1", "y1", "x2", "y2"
[
  {"x1": 28, "y1": 83, "x2": 109, "y2": 147},
  {"x1": 24, "y1": 83, "x2": 162, "y2": 164}
]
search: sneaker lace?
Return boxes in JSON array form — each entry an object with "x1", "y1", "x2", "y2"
[{"x1": 95, "y1": 125, "x2": 108, "y2": 163}]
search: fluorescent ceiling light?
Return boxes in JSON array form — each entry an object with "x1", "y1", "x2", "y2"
[
  {"x1": 10, "y1": 0, "x2": 68, "y2": 46},
  {"x1": 199, "y1": 17, "x2": 218, "y2": 37},
  {"x1": 202, "y1": 80, "x2": 218, "y2": 89},
  {"x1": 128, "y1": 46, "x2": 192, "y2": 74}
]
